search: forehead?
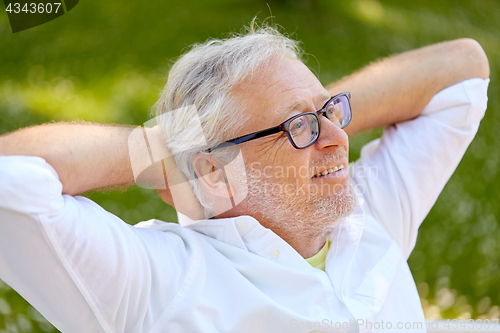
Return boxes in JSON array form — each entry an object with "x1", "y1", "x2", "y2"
[{"x1": 233, "y1": 56, "x2": 330, "y2": 133}]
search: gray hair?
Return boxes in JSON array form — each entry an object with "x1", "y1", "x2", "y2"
[{"x1": 155, "y1": 22, "x2": 303, "y2": 217}]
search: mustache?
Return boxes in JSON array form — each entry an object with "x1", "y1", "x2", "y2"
[
  {"x1": 310, "y1": 148, "x2": 348, "y2": 170},
  {"x1": 242, "y1": 147, "x2": 349, "y2": 181}
]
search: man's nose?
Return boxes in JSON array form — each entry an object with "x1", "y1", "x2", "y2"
[{"x1": 315, "y1": 115, "x2": 349, "y2": 149}]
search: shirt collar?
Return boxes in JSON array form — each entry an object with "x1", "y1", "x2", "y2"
[
  {"x1": 181, "y1": 213, "x2": 260, "y2": 250},
  {"x1": 325, "y1": 198, "x2": 365, "y2": 301},
  {"x1": 182, "y1": 214, "x2": 308, "y2": 267},
  {"x1": 178, "y1": 197, "x2": 365, "y2": 272}
]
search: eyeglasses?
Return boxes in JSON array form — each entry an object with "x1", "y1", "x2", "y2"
[{"x1": 204, "y1": 92, "x2": 352, "y2": 153}]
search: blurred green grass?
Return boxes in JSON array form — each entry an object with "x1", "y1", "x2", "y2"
[{"x1": 1, "y1": 0, "x2": 499, "y2": 331}]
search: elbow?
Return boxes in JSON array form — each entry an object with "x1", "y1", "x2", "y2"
[{"x1": 454, "y1": 38, "x2": 490, "y2": 80}]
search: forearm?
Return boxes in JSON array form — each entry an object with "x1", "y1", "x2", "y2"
[
  {"x1": 0, "y1": 122, "x2": 135, "y2": 195},
  {"x1": 328, "y1": 38, "x2": 490, "y2": 135}
]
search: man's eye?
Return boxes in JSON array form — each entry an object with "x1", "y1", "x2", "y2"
[
  {"x1": 292, "y1": 118, "x2": 308, "y2": 132},
  {"x1": 327, "y1": 104, "x2": 337, "y2": 115},
  {"x1": 294, "y1": 121, "x2": 303, "y2": 129}
]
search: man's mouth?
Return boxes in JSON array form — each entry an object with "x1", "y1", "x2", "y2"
[{"x1": 312, "y1": 164, "x2": 345, "y2": 178}]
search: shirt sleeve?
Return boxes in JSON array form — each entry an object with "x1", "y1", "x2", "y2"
[
  {"x1": 0, "y1": 156, "x2": 193, "y2": 332},
  {"x1": 350, "y1": 78, "x2": 489, "y2": 258}
]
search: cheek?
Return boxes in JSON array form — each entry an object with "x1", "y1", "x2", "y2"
[
  {"x1": 241, "y1": 142, "x2": 312, "y2": 184},
  {"x1": 268, "y1": 152, "x2": 311, "y2": 185}
]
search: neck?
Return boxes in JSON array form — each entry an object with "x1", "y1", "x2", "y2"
[
  {"x1": 216, "y1": 199, "x2": 338, "y2": 258},
  {"x1": 216, "y1": 207, "x2": 330, "y2": 258},
  {"x1": 269, "y1": 225, "x2": 329, "y2": 258}
]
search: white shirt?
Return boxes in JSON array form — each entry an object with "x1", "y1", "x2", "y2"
[{"x1": 0, "y1": 78, "x2": 489, "y2": 333}]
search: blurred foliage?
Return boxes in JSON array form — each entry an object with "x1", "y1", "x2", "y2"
[{"x1": 1, "y1": 0, "x2": 499, "y2": 331}]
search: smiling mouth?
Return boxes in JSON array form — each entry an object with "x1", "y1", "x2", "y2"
[{"x1": 312, "y1": 164, "x2": 345, "y2": 178}]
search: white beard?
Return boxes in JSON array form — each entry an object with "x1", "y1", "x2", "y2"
[{"x1": 239, "y1": 164, "x2": 359, "y2": 237}]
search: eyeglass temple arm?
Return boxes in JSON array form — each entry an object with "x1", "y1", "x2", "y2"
[{"x1": 204, "y1": 125, "x2": 282, "y2": 153}]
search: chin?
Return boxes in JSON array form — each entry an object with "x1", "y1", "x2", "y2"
[
  {"x1": 243, "y1": 181, "x2": 358, "y2": 236},
  {"x1": 309, "y1": 181, "x2": 359, "y2": 219},
  {"x1": 308, "y1": 177, "x2": 351, "y2": 199}
]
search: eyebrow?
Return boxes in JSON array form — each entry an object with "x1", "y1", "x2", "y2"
[{"x1": 282, "y1": 93, "x2": 332, "y2": 120}]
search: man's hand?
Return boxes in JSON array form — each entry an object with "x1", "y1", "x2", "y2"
[
  {"x1": 328, "y1": 38, "x2": 490, "y2": 135},
  {"x1": 131, "y1": 125, "x2": 205, "y2": 220}
]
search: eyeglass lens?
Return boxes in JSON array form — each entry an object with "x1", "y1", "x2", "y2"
[
  {"x1": 289, "y1": 114, "x2": 319, "y2": 147},
  {"x1": 289, "y1": 95, "x2": 350, "y2": 148}
]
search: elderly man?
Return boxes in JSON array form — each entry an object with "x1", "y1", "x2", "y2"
[{"x1": 0, "y1": 24, "x2": 489, "y2": 332}]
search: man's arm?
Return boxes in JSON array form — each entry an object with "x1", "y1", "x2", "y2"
[
  {"x1": 327, "y1": 38, "x2": 490, "y2": 135},
  {"x1": 0, "y1": 122, "x2": 205, "y2": 218},
  {"x1": 335, "y1": 38, "x2": 490, "y2": 257},
  {"x1": 0, "y1": 122, "x2": 135, "y2": 195}
]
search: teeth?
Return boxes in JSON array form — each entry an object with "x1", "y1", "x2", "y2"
[{"x1": 314, "y1": 164, "x2": 345, "y2": 178}]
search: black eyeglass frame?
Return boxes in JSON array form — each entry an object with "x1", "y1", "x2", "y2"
[{"x1": 204, "y1": 92, "x2": 352, "y2": 153}]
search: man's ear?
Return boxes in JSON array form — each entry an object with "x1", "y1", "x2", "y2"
[{"x1": 192, "y1": 153, "x2": 235, "y2": 198}]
